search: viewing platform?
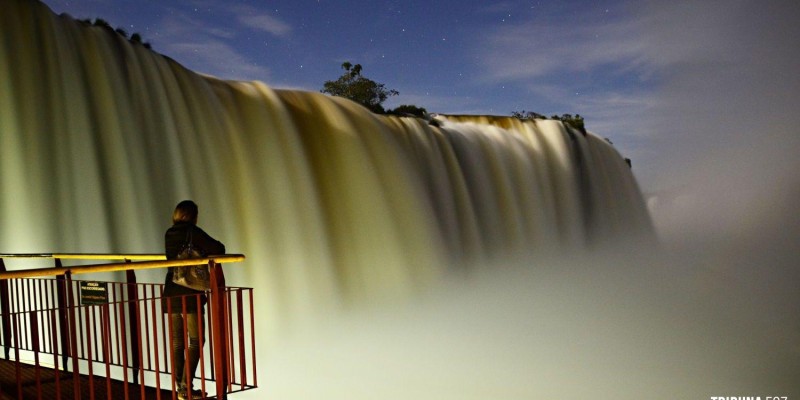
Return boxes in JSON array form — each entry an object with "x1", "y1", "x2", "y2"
[{"x1": 0, "y1": 253, "x2": 255, "y2": 400}]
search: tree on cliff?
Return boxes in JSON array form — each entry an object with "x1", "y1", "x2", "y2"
[
  {"x1": 78, "y1": 17, "x2": 152, "y2": 49},
  {"x1": 321, "y1": 62, "x2": 399, "y2": 114},
  {"x1": 512, "y1": 110, "x2": 586, "y2": 135},
  {"x1": 388, "y1": 104, "x2": 428, "y2": 118}
]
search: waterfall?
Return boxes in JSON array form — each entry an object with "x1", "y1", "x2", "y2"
[{"x1": 0, "y1": 0, "x2": 653, "y2": 331}]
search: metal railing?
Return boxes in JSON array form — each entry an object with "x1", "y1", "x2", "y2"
[{"x1": 0, "y1": 253, "x2": 255, "y2": 400}]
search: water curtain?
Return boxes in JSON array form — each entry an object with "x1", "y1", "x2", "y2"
[{"x1": 1, "y1": 0, "x2": 653, "y2": 322}]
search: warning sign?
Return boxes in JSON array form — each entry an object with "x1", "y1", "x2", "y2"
[{"x1": 80, "y1": 281, "x2": 109, "y2": 305}]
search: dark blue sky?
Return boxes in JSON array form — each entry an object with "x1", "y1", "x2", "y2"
[
  {"x1": 39, "y1": 0, "x2": 800, "y2": 206},
  {"x1": 41, "y1": 1, "x2": 645, "y2": 119}
]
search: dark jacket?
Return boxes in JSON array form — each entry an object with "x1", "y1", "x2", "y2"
[{"x1": 162, "y1": 222, "x2": 225, "y2": 313}]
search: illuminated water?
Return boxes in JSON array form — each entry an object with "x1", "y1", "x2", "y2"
[{"x1": 1, "y1": 0, "x2": 651, "y2": 306}]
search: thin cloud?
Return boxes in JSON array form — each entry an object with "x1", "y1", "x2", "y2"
[
  {"x1": 164, "y1": 39, "x2": 271, "y2": 81},
  {"x1": 478, "y1": 14, "x2": 652, "y2": 82},
  {"x1": 235, "y1": 9, "x2": 292, "y2": 37},
  {"x1": 474, "y1": 1, "x2": 518, "y2": 14},
  {"x1": 385, "y1": 92, "x2": 482, "y2": 115},
  {"x1": 154, "y1": 6, "x2": 278, "y2": 81}
]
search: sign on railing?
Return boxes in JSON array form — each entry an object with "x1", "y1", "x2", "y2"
[{"x1": 79, "y1": 281, "x2": 109, "y2": 305}]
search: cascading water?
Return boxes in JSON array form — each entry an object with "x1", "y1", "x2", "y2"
[{"x1": 1, "y1": 0, "x2": 652, "y2": 338}]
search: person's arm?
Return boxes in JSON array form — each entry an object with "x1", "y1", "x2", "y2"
[{"x1": 194, "y1": 226, "x2": 225, "y2": 255}]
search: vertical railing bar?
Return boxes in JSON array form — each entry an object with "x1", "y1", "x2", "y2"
[
  {"x1": 13, "y1": 313, "x2": 23, "y2": 400},
  {"x1": 209, "y1": 261, "x2": 228, "y2": 399},
  {"x1": 12, "y1": 279, "x2": 19, "y2": 313},
  {"x1": 150, "y1": 285, "x2": 163, "y2": 400},
  {"x1": 40, "y1": 279, "x2": 50, "y2": 354},
  {"x1": 15, "y1": 280, "x2": 23, "y2": 351},
  {"x1": 30, "y1": 311, "x2": 42, "y2": 400},
  {"x1": 87, "y1": 305, "x2": 96, "y2": 400},
  {"x1": 139, "y1": 283, "x2": 146, "y2": 365},
  {"x1": 66, "y1": 270, "x2": 82, "y2": 400},
  {"x1": 102, "y1": 303, "x2": 113, "y2": 400},
  {"x1": 93, "y1": 303, "x2": 101, "y2": 365},
  {"x1": 117, "y1": 299, "x2": 131, "y2": 400},
  {"x1": 146, "y1": 290, "x2": 153, "y2": 370},
  {"x1": 135, "y1": 299, "x2": 146, "y2": 400},
  {"x1": 13, "y1": 280, "x2": 21, "y2": 348},
  {"x1": 0, "y1": 258, "x2": 11, "y2": 360},
  {"x1": 227, "y1": 289, "x2": 236, "y2": 386},
  {"x1": 0, "y1": 258, "x2": 12, "y2": 360},
  {"x1": 249, "y1": 289, "x2": 257, "y2": 388},
  {"x1": 236, "y1": 290, "x2": 246, "y2": 387},
  {"x1": 14, "y1": 278, "x2": 20, "y2": 315},
  {"x1": 205, "y1": 293, "x2": 215, "y2": 381},
  {"x1": 126, "y1": 265, "x2": 142, "y2": 386},
  {"x1": 35, "y1": 279, "x2": 43, "y2": 330},
  {"x1": 77, "y1": 299, "x2": 86, "y2": 360},
  {"x1": 23, "y1": 279, "x2": 32, "y2": 348},
  {"x1": 166, "y1": 301, "x2": 177, "y2": 399},
  {"x1": 164, "y1": 298, "x2": 175, "y2": 399},
  {"x1": 49, "y1": 308, "x2": 62, "y2": 400},
  {"x1": 197, "y1": 293, "x2": 207, "y2": 399},
  {"x1": 226, "y1": 287, "x2": 234, "y2": 389},
  {"x1": 181, "y1": 296, "x2": 190, "y2": 399},
  {"x1": 24, "y1": 277, "x2": 31, "y2": 313},
  {"x1": 39, "y1": 279, "x2": 46, "y2": 318},
  {"x1": 55, "y1": 259, "x2": 70, "y2": 372},
  {"x1": 113, "y1": 283, "x2": 121, "y2": 364},
  {"x1": 41, "y1": 279, "x2": 47, "y2": 354},
  {"x1": 71, "y1": 282, "x2": 78, "y2": 358}
]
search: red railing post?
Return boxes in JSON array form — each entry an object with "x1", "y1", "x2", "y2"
[
  {"x1": 0, "y1": 258, "x2": 11, "y2": 359},
  {"x1": 13, "y1": 313, "x2": 22, "y2": 400},
  {"x1": 149, "y1": 285, "x2": 163, "y2": 400},
  {"x1": 236, "y1": 290, "x2": 246, "y2": 387},
  {"x1": 125, "y1": 262, "x2": 142, "y2": 385},
  {"x1": 101, "y1": 303, "x2": 113, "y2": 400},
  {"x1": 55, "y1": 258, "x2": 70, "y2": 372},
  {"x1": 249, "y1": 289, "x2": 258, "y2": 388},
  {"x1": 30, "y1": 311, "x2": 42, "y2": 400},
  {"x1": 117, "y1": 299, "x2": 131, "y2": 400},
  {"x1": 49, "y1": 308, "x2": 63, "y2": 400},
  {"x1": 209, "y1": 261, "x2": 228, "y2": 399},
  {"x1": 65, "y1": 270, "x2": 82, "y2": 400}
]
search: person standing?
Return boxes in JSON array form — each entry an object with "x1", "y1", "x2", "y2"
[{"x1": 162, "y1": 200, "x2": 225, "y2": 400}]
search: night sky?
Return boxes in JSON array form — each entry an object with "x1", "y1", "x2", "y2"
[{"x1": 38, "y1": 0, "x2": 800, "y2": 239}]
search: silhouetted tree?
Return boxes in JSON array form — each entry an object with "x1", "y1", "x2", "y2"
[
  {"x1": 389, "y1": 104, "x2": 428, "y2": 118},
  {"x1": 511, "y1": 110, "x2": 546, "y2": 120},
  {"x1": 92, "y1": 18, "x2": 113, "y2": 31},
  {"x1": 129, "y1": 32, "x2": 152, "y2": 49},
  {"x1": 560, "y1": 113, "x2": 586, "y2": 134},
  {"x1": 512, "y1": 110, "x2": 586, "y2": 134},
  {"x1": 75, "y1": 17, "x2": 152, "y2": 49},
  {"x1": 321, "y1": 62, "x2": 399, "y2": 114}
]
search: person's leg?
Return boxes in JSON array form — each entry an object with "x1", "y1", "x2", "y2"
[
  {"x1": 170, "y1": 313, "x2": 186, "y2": 393},
  {"x1": 184, "y1": 307, "x2": 205, "y2": 393}
]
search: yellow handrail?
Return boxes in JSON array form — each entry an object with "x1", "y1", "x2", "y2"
[
  {"x1": 0, "y1": 253, "x2": 165, "y2": 260},
  {"x1": 0, "y1": 254, "x2": 245, "y2": 280}
]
